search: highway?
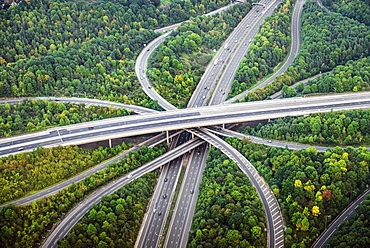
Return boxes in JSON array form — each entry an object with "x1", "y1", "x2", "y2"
[
  {"x1": 135, "y1": 132, "x2": 192, "y2": 248},
  {"x1": 187, "y1": 128, "x2": 284, "y2": 248},
  {"x1": 163, "y1": 143, "x2": 209, "y2": 248},
  {"x1": 135, "y1": 31, "x2": 176, "y2": 111},
  {"x1": 208, "y1": 0, "x2": 281, "y2": 106},
  {"x1": 311, "y1": 188, "x2": 370, "y2": 248},
  {"x1": 135, "y1": 154, "x2": 184, "y2": 248},
  {"x1": 41, "y1": 137, "x2": 205, "y2": 248},
  {"x1": 2, "y1": 92, "x2": 370, "y2": 157},
  {"x1": 189, "y1": 0, "x2": 280, "y2": 108},
  {"x1": 206, "y1": 127, "x2": 370, "y2": 151},
  {"x1": 225, "y1": 0, "x2": 305, "y2": 104}
]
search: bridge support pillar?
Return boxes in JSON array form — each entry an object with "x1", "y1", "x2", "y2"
[
  {"x1": 192, "y1": 133, "x2": 194, "y2": 139},
  {"x1": 222, "y1": 123, "x2": 225, "y2": 129},
  {"x1": 109, "y1": 139, "x2": 112, "y2": 148},
  {"x1": 166, "y1": 130, "x2": 169, "y2": 145}
]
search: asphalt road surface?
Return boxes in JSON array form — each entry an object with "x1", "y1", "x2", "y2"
[
  {"x1": 135, "y1": 132, "x2": 192, "y2": 248},
  {"x1": 1, "y1": 92, "x2": 370, "y2": 157},
  {"x1": 164, "y1": 143, "x2": 209, "y2": 248}
]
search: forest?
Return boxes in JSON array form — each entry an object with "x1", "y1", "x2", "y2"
[
  {"x1": 0, "y1": 145, "x2": 166, "y2": 247},
  {"x1": 238, "y1": 1, "x2": 370, "y2": 102},
  {"x1": 225, "y1": 137, "x2": 370, "y2": 247},
  {"x1": 322, "y1": 0, "x2": 370, "y2": 26},
  {"x1": 242, "y1": 109, "x2": 370, "y2": 146},
  {"x1": 227, "y1": 0, "x2": 292, "y2": 99},
  {"x1": 326, "y1": 194, "x2": 370, "y2": 247},
  {"x1": 0, "y1": 0, "x2": 232, "y2": 110},
  {"x1": 0, "y1": 99, "x2": 131, "y2": 137},
  {"x1": 188, "y1": 147, "x2": 266, "y2": 247},
  {"x1": 0, "y1": 144, "x2": 130, "y2": 204},
  {"x1": 58, "y1": 173, "x2": 158, "y2": 248},
  {"x1": 148, "y1": 2, "x2": 252, "y2": 108}
]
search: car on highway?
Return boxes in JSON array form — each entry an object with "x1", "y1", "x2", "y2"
[
  {"x1": 163, "y1": 194, "x2": 167, "y2": 199},
  {"x1": 88, "y1": 126, "x2": 94, "y2": 129},
  {"x1": 158, "y1": 211, "x2": 162, "y2": 216},
  {"x1": 268, "y1": 140, "x2": 272, "y2": 143},
  {"x1": 214, "y1": 58, "x2": 219, "y2": 65},
  {"x1": 202, "y1": 96, "x2": 206, "y2": 99},
  {"x1": 197, "y1": 151, "x2": 201, "y2": 155},
  {"x1": 128, "y1": 174, "x2": 133, "y2": 178},
  {"x1": 164, "y1": 178, "x2": 168, "y2": 182},
  {"x1": 18, "y1": 147, "x2": 24, "y2": 151},
  {"x1": 153, "y1": 208, "x2": 156, "y2": 213},
  {"x1": 190, "y1": 189, "x2": 194, "y2": 194}
]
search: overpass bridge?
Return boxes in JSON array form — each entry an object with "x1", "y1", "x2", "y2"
[{"x1": 1, "y1": 92, "x2": 370, "y2": 157}]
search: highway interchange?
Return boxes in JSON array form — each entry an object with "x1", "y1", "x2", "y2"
[
  {"x1": 2, "y1": 92, "x2": 370, "y2": 157},
  {"x1": 2, "y1": 0, "x2": 370, "y2": 247}
]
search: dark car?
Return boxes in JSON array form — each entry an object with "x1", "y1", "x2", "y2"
[
  {"x1": 197, "y1": 151, "x2": 201, "y2": 155},
  {"x1": 88, "y1": 126, "x2": 94, "y2": 129},
  {"x1": 190, "y1": 189, "x2": 194, "y2": 194},
  {"x1": 163, "y1": 194, "x2": 167, "y2": 199},
  {"x1": 158, "y1": 211, "x2": 162, "y2": 216},
  {"x1": 18, "y1": 147, "x2": 24, "y2": 151},
  {"x1": 164, "y1": 178, "x2": 168, "y2": 182}
]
